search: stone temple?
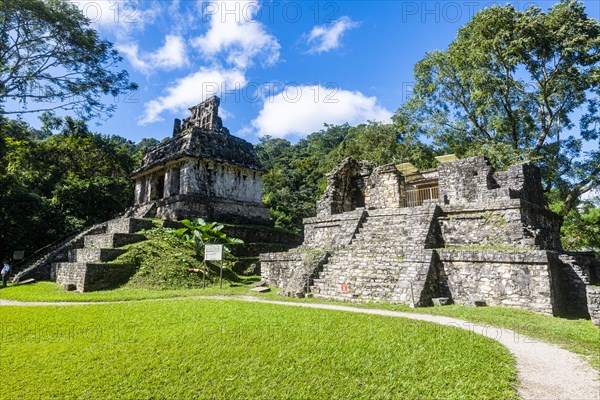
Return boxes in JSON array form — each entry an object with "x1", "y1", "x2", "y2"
[
  {"x1": 129, "y1": 96, "x2": 270, "y2": 225},
  {"x1": 12, "y1": 97, "x2": 301, "y2": 292},
  {"x1": 261, "y1": 156, "x2": 600, "y2": 323}
]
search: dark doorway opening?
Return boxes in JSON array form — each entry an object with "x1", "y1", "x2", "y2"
[{"x1": 157, "y1": 175, "x2": 165, "y2": 199}]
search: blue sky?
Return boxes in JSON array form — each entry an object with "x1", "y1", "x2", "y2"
[{"x1": 15, "y1": 1, "x2": 600, "y2": 144}]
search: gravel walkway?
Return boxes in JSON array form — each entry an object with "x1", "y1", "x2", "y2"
[{"x1": 2, "y1": 296, "x2": 599, "y2": 399}]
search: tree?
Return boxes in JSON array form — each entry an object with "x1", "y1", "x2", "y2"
[
  {"x1": 340, "y1": 122, "x2": 435, "y2": 169},
  {"x1": 0, "y1": 115, "x2": 146, "y2": 261},
  {"x1": 399, "y1": 0, "x2": 599, "y2": 216},
  {"x1": 0, "y1": 0, "x2": 137, "y2": 120},
  {"x1": 560, "y1": 203, "x2": 600, "y2": 253}
]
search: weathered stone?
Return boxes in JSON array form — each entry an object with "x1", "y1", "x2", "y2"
[
  {"x1": 250, "y1": 286, "x2": 270, "y2": 293},
  {"x1": 432, "y1": 297, "x2": 451, "y2": 306},
  {"x1": 129, "y1": 96, "x2": 270, "y2": 225},
  {"x1": 260, "y1": 155, "x2": 600, "y2": 321},
  {"x1": 585, "y1": 287, "x2": 600, "y2": 328}
]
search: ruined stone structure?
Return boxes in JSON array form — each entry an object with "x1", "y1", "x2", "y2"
[
  {"x1": 261, "y1": 156, "x2": 600, "y2": 323},
  {"x1": 130, "y1": 96, "x2": 270, "y2": 225},
  {"x1": 12, "y1": 97, "x2": 301, "y2": 292}
]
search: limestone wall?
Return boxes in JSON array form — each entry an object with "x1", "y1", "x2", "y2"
[
  {"x1": 303, "y1": 208, "x2": 366, "y2": 249},
  {"x1": 548, "y1": 253, "x2": 594, "y2": 319},
  {"x1": 437, "y1": 250, "x2": 553, "y2": 314},
  {"x1": 180, "y1": 160, "x2": 262, "y2": 204},
  {"x1": 52, "y1": 262, "x2": 135, "y2": 292},
  {"x1": 260, "y1": 251, "x2": 305, "y2": 289},
  {"x1": 586, "y1": 287, "x2": 600, "y2": 327},
  {"x1": 154, "y1": 194, "x2": 270, "y2": 225},
  {"x1": 316, "y1": 158, "x2": 371, "y2": 216},
  {"x1": 438, "y1": 199, "x2": 561, "y2": 250},
  {"x1": 364, "y1": 164, "x2": 402, "y2": 209},
  {"x1": 437, "y1": 156, "x2": 546, "y2": 207}
]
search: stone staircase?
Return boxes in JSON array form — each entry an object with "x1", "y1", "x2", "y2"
[
  {"x1": 311, "y1": 204, "x2": 440, "y2": 304},
  {"x1": 51, "y1": 218, "x2": 153, "y2": 292}
]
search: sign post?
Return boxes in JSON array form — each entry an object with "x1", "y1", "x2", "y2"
[{"x1": 205, "y1": 244, "x2": 224, "y2": 289}]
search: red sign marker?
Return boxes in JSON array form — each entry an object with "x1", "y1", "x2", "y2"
[{"x1": 340, "y1": 284, "x2": 349, "y2": 293}]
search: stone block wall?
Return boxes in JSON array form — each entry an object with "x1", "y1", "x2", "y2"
[
  {"x1": 437, "y1": 156, "x2": 496, "y2": 204},
  {"x1": 52, "y1": 262, "x2": 135, "y2": 292},
  {"x1": 221, "y1": 225, "x2": 301, "y2": 247},
  {"x1": 586, "y1": 287, "x2": 600, "y2": 327},
  {"x1": 437, "y1": 250, "x2": 553, "y2": 314},
  {"x1": 260, "y1": 251, "x2": 305, "y2": 289},
  {"x1": 180, "y1": 160, "x2": 263, "y2": 204},
  {"x1": 303, "y1": 208, "x2": 366, "y2": 249},
  {"x1": 438, "y1": 206, "x2": 523, "y2": 248},
  {"x1": 364, "y1": 164, "x2": 402, "y2": 209},
  {"x1": 52, "y1": 262, "x2": 87, "y2": 290},
  {"x1": 316, "y1": 158, "x2": 372, "y2": 216},
  {"x1": 520, "y1": 201, "x2": 562, "y2": 250},
  {"x1": 438, "y1": 200, "x2": 561, "y2": 250},
  {"x1": 82, "y1": 263, "x2": 136, "y2": 292},
  {"x1": 437, "y1": 156, "x2": 546, "y2": 207},
  {"x1": 154, "y1": 194, "x2": 270, "y2": 225}
]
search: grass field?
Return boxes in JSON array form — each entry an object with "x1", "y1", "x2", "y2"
[
  {"x1": 2, "y1": 282, "x2": 598, "y2": 372},
  {"x1": 0, "y1": 281, "x2": 255, "y2": 302},
  {"x1": 0, "y1": 298, "x2": 517, "y2": 399}
]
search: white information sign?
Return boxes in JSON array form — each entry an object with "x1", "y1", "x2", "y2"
[{"x1": 205, "y1": 244, "x2": 223, "y2": 261}]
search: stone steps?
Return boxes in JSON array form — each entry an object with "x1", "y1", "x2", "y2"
[
  {"x1": 84, "y1": 233, "x2": 146, "y2": 249},
  {"x1": 53, "y1": 262, "x2": 136, "y2": 292},
  {"x1": 69, "y1": 248, "x2": 127, "y2": 263},
  {"x1": 52, "y1": 218, "x2": 150, "y2": 292},
  {"x1": 309, "y1": 205, "x2": 439, "y2": 303},
  {"x1": 107, "y1": 218, "x2": 154, "y2": 234}
]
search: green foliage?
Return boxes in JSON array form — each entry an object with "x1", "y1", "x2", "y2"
[
  {"x1": 0, "y1": 300, "x2": 517, "y2": 399},
  {"x1": 0, "y1": 0, "x2": 137, "y2": 120},
  {"x1": 117, "y1": 228, "x2": 204, "y2": 289},
  {"x1": 0, "y1": 115, "x2": 160, "y2": 261},
  {"x1": 559, "y1": 202, "x2": 600, "y2": 253},
  {"x1": 398, "y1": 0, "x2": 600, "y2": 216},
  {"x1": 175, "y1": 218, "x2": 244, "y2": 259},
  {"x1": 115, "y1": 227, "x2": 252, "y2": 290}
]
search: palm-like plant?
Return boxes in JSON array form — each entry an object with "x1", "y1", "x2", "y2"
[{"x1": 174, "y1": 218, "x2": 243, "y2": 259}]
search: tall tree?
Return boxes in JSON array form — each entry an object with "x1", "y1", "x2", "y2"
[
  {"x1": 398, "y1": 0, "x2": 599, "y2": 216},
  {"x1": 0, "y1": 115, "x2": 147, "y2": 261},
  {"x1": 0, "y1": 0, "x2": 137, "y2": 120}
]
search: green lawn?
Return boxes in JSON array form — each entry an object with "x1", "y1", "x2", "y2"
[
  {"x1": 350, "y1": 302, "x2": 600, "y2": 371},
  {"x1": 256, "y1": 294, "x2": 600, "y2": 372},
  {"x1": 0, "y1": 281, "x2": 255, "y2": 302},
  {"x1": 0, "y1": 299, "x2": 517, "y2": 399},
  {"x1": 2, "y1": 282, "x2": 598, "y2": 372}
]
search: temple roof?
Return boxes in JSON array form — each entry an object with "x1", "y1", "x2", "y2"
[{"x1": 132, "y1": 97, "x2": 265, "y2": 177}]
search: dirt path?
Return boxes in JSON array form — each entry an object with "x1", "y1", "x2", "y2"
[{"x1": 2, "y1": 296, "x2": 598, "y2": 400}]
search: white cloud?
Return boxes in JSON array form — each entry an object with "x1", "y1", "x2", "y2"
[
  {"x1": 69, "y1": 1, "x2": 161, "y2": 37},
  {"x1": 139, "y1": 67, "x2": 246, "y2": 124},
  {"x1": 306, "y1": 16, "x2": 359, "y2": 54},
  {"x1": 118, "y1": 35, "x2": 187, "y2": 75},
  {"x1": 251, "y1": 85, "x2": 392, "y2": 138},
  {"x1": 191, "y1": 0, "x2": 280, "y2": 69}
]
